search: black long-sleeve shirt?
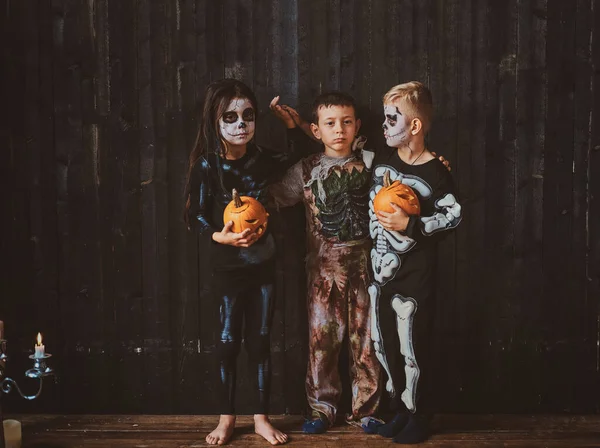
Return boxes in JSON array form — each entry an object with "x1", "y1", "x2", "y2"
[
  {"x1": 188, "y1": 128, "x2": 312, "y2": 270},
  {"x1": 371, "y1": 146, "x2": 462, "y2": 252}
]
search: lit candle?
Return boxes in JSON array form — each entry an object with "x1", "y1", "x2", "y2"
[{"x1": 34, "y1": 332, "x2": 45, "y2": 358}]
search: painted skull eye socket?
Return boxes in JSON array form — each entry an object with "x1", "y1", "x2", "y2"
[
  {"x1": 386, "y1": 114, "x2": 398, "y2": 127},
  {"x1": 222, "y1": 112, "x2": 238, "y2": 124},
  {"x1": 242, "y1": 108, "x2": 255, "y2": 122}
]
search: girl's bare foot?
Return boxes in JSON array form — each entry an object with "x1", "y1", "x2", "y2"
[
  {"x1": 254, "y1": 414, "x2": 288, "y2": 445},
  {"x1": 206, "y1": 415, "x2": 236, "y2": 445}
]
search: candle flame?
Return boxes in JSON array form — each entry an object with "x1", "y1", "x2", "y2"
[{"x1": 37, "y1": 332, "x2": 42, "y2": 345}]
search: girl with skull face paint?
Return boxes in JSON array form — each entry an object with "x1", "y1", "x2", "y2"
[{"x1": 183, "y1": 79, "x2": 313, "y2": 446}]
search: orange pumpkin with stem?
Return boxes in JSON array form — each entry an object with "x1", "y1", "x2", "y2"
[
  {"x1": 223, "y1": 189, "x2": 269, "y2": 238},
  {"x1": 373, "y1": 170, "x2": 421, "y2": 215}
]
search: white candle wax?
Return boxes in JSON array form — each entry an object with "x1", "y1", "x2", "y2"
[
  {"x1": 34, "y1": 332, "x2": 45, "y2": 358},
  {"x1": 34, "y1": 344, "x2": 45, "y2": 358},
  {"x1": 3, "y1": 419, "x2": 22, "y2": 448}
]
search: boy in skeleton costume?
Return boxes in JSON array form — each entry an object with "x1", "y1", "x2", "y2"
[
  {"x1": 366, "y1": 82, "x2": 462, "y2": 444},
  {"x1": 269, "y1": 93, "x2": 382, "y2": 434}
]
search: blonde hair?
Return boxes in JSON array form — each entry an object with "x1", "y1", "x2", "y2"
[{"x1": 383, "y1": 81, "x2": 433, "y2": 133}]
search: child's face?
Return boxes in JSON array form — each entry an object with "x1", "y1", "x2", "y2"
[
  {"x1": 219, "y1": 97, "x2": 256, "y2": 146},
  {"x1": 311, "y1": 105, "x2": 360, "y2": 154},
  {"x1": 382, "y1": 101, "x2": 411, "y2": 148}
]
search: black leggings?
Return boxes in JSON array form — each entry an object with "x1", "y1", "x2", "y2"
[{"x1": 212, "y1": 265, "x2": 275, "y2": 415}]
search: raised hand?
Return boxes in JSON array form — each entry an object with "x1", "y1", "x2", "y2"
[{"x1": 269, "y1": 96, "x2": 299, "y2": 128}]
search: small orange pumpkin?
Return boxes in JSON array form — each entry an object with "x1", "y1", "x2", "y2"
[
  {"x1": 373, "y1": 170, "x2": 421, "y2": 215},
  {"x1": 223, "y1": 189, "x2": 269, "y2": 238}
]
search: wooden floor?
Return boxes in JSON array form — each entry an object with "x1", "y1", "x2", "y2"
[{"x1": 9, "y1": 414, "x2": 600, "y2": 447}]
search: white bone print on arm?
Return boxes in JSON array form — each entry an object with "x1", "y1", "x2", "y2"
[{"x1": 420, "y1": 193, "x2": 462, "y2": 235}]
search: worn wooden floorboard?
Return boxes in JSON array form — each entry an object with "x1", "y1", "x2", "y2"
[{"x1": 10, "y1": 414, "x2": 600, "y2": 447}]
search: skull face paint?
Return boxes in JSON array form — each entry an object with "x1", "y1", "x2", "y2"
[
  {"x1": 382, "y1": 104, "x2": 409, "y2": 148},
  {"x1": 219, "y1": 97, "x2": 256, "y2": 147}
]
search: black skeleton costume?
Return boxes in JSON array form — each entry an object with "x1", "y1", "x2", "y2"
[{"x1": 365, "y1": 138, "x2": 462, "y2": 417}]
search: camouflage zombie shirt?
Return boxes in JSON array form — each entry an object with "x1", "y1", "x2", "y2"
[{"x1": 271, "y1": 151, "x2": 371, "y2": 246}]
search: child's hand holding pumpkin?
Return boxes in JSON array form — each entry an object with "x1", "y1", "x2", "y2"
[
  {"x1": 376, "y1": 205, "x2": 411, "y2": 233},
  {"x1": 213, "y1": 221, "x2": 259, "y2": 248}
]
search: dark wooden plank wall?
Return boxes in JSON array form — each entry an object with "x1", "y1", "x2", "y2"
[{"x1": 1, "y1": 0, "x2": 599, "y2": 415}]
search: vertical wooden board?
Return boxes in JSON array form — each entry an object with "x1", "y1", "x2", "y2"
[
  {"x1": 33, "y1": 0, "x2": 61, "y2": 412},
  {"x1": 528, "y1": 0, "x2": 548, "y2": 411},
  {"x1": 194, "y1": 0, "x2": 209, "y2": 93},
  {"x1": 367, "y1": 0, "x2": 387, "y2": 142},
  {"x1": 91, "y1": 0, "x2": 121, "y2": 413},
  {"x1": 571, "y1": 0, "x2": 597, "y2": 411},
  {"x1": 280, "y1": 0, "x2": 300, "y2": 107},
  {"x1": 453, "y1": 0, "x2": 477, "y2": 412},
  {"x1": 296, "y1": 0, "x2": 311, "y2": 115},
  {"x1": 385, "y1": 0, "x2": 406, "y2": 84},
  {"x1": 206, "y1": 0, "x2": 225, "y2": 82},
  {"x1": 541, "y1": 0, "x2": 580, "y2": 412},
  {"x1": 352, "y1": 0, "x2": 373, "y2": 140},
  {"x1": 590, "y1": 0, "x2": 600, "y2": 413},
  {"x1": 425, "y1": 0, "x2": 445, "y2": 163},
  {"x1": 194, "y1": 0, "x2": 221, "y2": 414},
  {"x1": 478, "y1": 0, "x2": 508, "y2": 411},
  {"x1": 140, "y1": 0, "x2": 174, "y2": 413},
  {"x1": 428, "y1": 0, "x2": 462, "y2": 409},
  {"x1": 252, "y1": 0, "x2": 278, "y2": 150},
  {"x1": 309, "y1": 0, "x2": 328, "y2": 97},
  {"x1": 105, "y1": 0, "x2": 146, "y2": 413},
  {"x1": 222, "y1": 0, "x2": 252, "y2": 82},
  {"x1": 494, "y1": 0, "x2": 522, "y2": 411},
  {"x1": 137, "y1": 0, "x2": 161, "y2": 412},
  {"x1": 254, "y1": 0, "x2": 285, "y2": 414},
  {"x1": 0, "y1": 0, "x2": 35, "y2": 414},
  {"x1": 325, "y1": 0, "x2": 341, "y2": 91},
  {"x1": 412, "y1": 0, "x2": 429, "y2": 85},
  {"x1": 50, "y1": 0, "x2": 109, "y2": 413},
  {"x1": 458, "y1": 0, "x2": 490, "y2": 412},
  {"x1": 511, "y1": 0, "x2": 546, "y2": 412},
  {"x1": 0, "y1": 0, "x2": 8, "y2": 279},
  {"x1": 167, "y1": 0, "x2": 202, "y2": 413},
  {"x1": 339, "y1": 0, "x2": 355, "y2": 94},
  {"x1": 192, "y1": 1, "x2": 215, "y2": 412}
]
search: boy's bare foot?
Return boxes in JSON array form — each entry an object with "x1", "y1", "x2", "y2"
[
  {"x1": 254, "y1": 414, "x2": 288, "y2": 445},
  {"x1": 206, "y1": 414, "x2": 236, "y2": 445}
]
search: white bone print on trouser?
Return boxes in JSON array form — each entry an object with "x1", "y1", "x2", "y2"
[
  {"x1": 391, "y1": 293, "x2": 419, "y2": 413},
  {"x1": 368, "y1": 283, "x2": 395, "y2": 396}
]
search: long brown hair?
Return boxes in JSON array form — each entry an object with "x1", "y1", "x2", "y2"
[{"x1": 183, "y1": 79, "x2": 258, "y2": 228}]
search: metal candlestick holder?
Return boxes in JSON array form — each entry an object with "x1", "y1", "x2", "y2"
[{"x1": 0, "y1": 334, "x2": 55, "y2": 448}]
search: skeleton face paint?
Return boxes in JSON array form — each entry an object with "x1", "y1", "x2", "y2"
[
  {"x1": 382, "y1": 104, "x2": 409, "y2": 148},
  {"x1": 219, "y1": 97, "x2": 256, "y2": 147}
]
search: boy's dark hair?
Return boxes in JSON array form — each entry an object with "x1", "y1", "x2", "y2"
[{"x1": 311, "y1": 91, "x2": 358, "y2": 123}]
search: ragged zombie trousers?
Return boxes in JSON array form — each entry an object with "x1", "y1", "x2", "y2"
[
  {"x1": 305, "y1": 240, "x2": 381, "y2": 424},
  {"x1": 369, "y1": 248, "x2": 437, "y2": 416},
  {"x1": 211, "y1": 261, "x2": 275, "y2": 415}
]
